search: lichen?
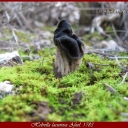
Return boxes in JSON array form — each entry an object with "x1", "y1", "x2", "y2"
[{"x1": 0, "y1": 48, "x2": 128, "y2": 122}]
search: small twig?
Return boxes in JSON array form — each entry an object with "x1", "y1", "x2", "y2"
[
  {"x1": 86, "y1": 49, "x2": 126, "y2": 54},
  {"x1": 109, "y1": 56, "x2": 128, "y2": 59},
  {"x1": 118, "y1": 72, "x2": 128, "y2": 85},
  {"x1": 87, "y1": 51, "x2": 115, "y2": 57},
  {"x1": 115, "y1": 57, "x2": 128, "y2": 86},
  {"x1": 103, "y1": 83, "x2": 117, "y2": 94},
  {"x1": 115, "y1": 56, "x2": 124, "y2": 69}
]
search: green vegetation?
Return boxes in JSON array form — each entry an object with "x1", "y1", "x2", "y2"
[
  {"x1": 0, "y1": 48, "x2": 128, "y2": 122},
  {"x1": 1, "y1": 27, "x2": 34, "y2": 43},
  {"x1": 15, "y1": 30, "x2": 34, "y2": 43},
  {"x1": 43, "y1": 26, "x2": 56, "y2": 33}
]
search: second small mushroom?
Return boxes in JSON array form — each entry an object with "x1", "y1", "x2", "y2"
[{"x1": 53, "y1": 19, "x2": 85, "y2": 78}]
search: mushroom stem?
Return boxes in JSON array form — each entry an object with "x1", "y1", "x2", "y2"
[{"x1": 54, "y1": 46, "x2": 82, "y2": 78}]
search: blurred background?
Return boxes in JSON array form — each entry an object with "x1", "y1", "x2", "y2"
[{"x1": 0, "y1": 2, "x2": 128, "y2": 54}]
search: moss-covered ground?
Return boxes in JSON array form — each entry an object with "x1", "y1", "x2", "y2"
[{"x1": 0, "y1": 46, "x2": 128, "y2": 121}]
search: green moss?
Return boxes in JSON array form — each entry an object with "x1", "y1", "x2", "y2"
[{"x1": 0, "y1": 48, "x2": 128, "y2": 121}]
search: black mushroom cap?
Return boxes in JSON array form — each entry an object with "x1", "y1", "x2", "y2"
[{"x1": 54, "y1": 19, "x2": 84, "y2": 59}]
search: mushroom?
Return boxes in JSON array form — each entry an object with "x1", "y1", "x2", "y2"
[{"x1": 53, "y1": 19, "x2": 85, "y2": 78}]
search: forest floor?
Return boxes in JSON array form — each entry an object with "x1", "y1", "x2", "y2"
[{"x1": 0, "y1": 26, "x2": 128, "y2": 121}]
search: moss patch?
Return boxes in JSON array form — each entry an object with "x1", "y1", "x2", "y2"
[{"x1": 0, "y1": 48, "x2": 128, "y2": 121}]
